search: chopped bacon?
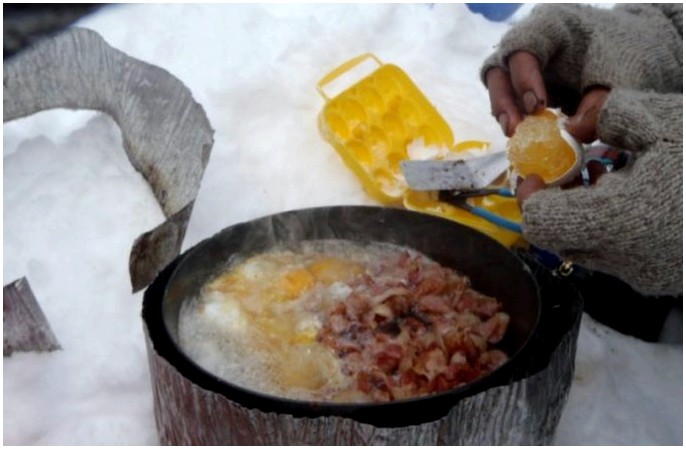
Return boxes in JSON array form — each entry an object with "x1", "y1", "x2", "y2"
[
  {"x1": 388, "y1": 379, "x2": 416, "y2": 400},
  {"x1": 452, "y1": 312, "x2": 481, "y2": 330},
  {"x1": 316, "y1": 251, "x2": 510, "y2": 402},
  {"x1": 374, "y1": 344, "x2": 403, "y2": 374},
  {"x1": 472, "y1": 312, "x2": 510, "y2": 344},
  {"x1": 357, "y1": 370, "x2": 392, "y2": 401},
  {"x1": 385, "y1": 294, "x2": 412, "y2": 316},
  {"x1": 413, "y1": 264, "x2": 449, "y2": 296},
  {"x1": 328, "y1": 313, "x2": 348, "y2": 334},
  {"x1": 370, "y1": 303, "x2": 393, "y2": 323},
  {"x1": 403, "y1": 316, "x2": 428, "y2": 336},
  {"x1": 442, "y1": 330, "x2": 482, "y2": 361},
  {"x1": 413, "y1": 347, "x2": 448, "y2": 380},
  {"x1": 416, "y1": 294, "x2": 453, "y2": 314},
  {"x1": 447, "y1": 274, "x2": 470, "y2": 301},
  {"x1": 432, "y1": 311, "x2": 460, "y2": 336},
  {"x1": 399, "y1": 369, "x2": 428, "y2": 391},
  {"x1": 450, "y1": 351, "x2": 467, "y2": 366},
  {"x1": 478, "y1": 349, "x2": 508, "y2": 372},
  {"x1": 345, "y1": 292, "x2": 371, "y2": 319},
  {"x1": 368, "y1": 287, "x2": 410, "y2": 307},
  {"x1": 333, "y1": 338, "x2": 360, "y2": 356},
  {"x1": 445, "y1": 360, "x2": 481, "y2": 385},
  {"x1": 455, "y1": 289, "x2": 500, "y2": 318},
  {"x1": 429, "y1": 373, "x2": 452, "y2": 392},
  {"x1": 468, "y1": 333, "x2": 488, "y2": 353},
  {"x1": 356, "y1": 371, "x2": 374, "y2": 394}
]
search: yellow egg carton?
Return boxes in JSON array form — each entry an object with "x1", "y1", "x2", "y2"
[{"x1": 316, "y1": 54, "x2": 523, "y2": 247}]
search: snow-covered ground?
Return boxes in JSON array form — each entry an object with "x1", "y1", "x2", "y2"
[{"x1": 3, "y1": 3, "x2": 682, "y2": 445}]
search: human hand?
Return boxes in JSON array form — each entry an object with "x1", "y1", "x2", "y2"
[
  {"x1": 485, "y1": 51, "x2": 547, "y2": 137},
  {"x1": 515, "y1": 174, "x2": 545, "y2": 208},
  {"x1": 486, "y1": 50, "x2": 611, "y2": 141},
  {"x1": 480, "y1": 3, "x2": 683, "y2": 294},
  {"x1": 481, "y1": 3, "x2": 681, "y2": 139},
  {"x1": 514, "y1": 87, "x2": 611, "y2": 204}
]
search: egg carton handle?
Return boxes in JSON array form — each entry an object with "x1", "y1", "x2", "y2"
[{"x1": 316, "y1": 53, "x2": 383, "y2": 102}]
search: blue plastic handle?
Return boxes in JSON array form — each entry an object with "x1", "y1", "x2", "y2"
[
  {"x1": 494, "y1": 187, "x2": 515, "y2": 198},
  {"x1": 468, "y1": 205, "x2": 523, "y2": 234}
]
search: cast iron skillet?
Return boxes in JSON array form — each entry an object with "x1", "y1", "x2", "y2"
[{"x1": 156, "y1": 206, "x2": 541, "y2": 428}]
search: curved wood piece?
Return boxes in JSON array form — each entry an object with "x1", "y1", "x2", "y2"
[
  {"x1": 3, "y1": 27, "x2": 215, "y2": 291},
  {"x1": 3, "y1": 277, "x2": 61, "y2": 356}
]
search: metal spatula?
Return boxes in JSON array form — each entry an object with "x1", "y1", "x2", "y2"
[{"x1": 401, "y1": 151, "x2": 508, "y2": 191}]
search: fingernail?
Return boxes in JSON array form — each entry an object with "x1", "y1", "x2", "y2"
[
  {"x1": 498, "y1": 113, "x2": 509, "y2": 135},
  {"x1": 523, "y1": 90, "x2": 539, "y2": 114}
]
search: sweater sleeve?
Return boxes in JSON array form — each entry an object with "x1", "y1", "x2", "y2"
[
  {"x1": 480, "y1": 4, "x2": 682, "y2": 94},
  {"x1": 521, "y1": 89, "x2": 683, "y2": 296}
]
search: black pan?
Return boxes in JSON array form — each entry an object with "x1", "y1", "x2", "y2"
[{"x1": 157, "y1": 206, "x2": 541, "y2": 427}]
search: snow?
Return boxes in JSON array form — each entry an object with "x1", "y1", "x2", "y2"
[{"x1": 3, "y1": 3, "x2": 682, "y2": 445}]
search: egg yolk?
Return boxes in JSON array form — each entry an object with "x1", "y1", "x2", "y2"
[
  {"x1": 507, "y1": 109, "x2": 579, "y2": 184},
  {"x1": 307, "y1": 257, "x2": 364, "y2": 284},
  {"x1": 277, "y1": 269, "x2": 316, "y2": 301}
]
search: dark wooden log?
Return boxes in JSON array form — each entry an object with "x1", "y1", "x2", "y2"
[
  {"x1": 3, "y1": 277, "x2": 61, "y2": 357},
  {"x1": 143, "y1": 313, "x2": 581, "y2": 445}
]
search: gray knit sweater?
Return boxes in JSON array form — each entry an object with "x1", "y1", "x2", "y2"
[{"x1": 481, "y1": 4, "x2": 683, "y2": 296}]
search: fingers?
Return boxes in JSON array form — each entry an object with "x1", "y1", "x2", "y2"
[
  {"x1": 485, "y1": 67, "x2": 522, "y2": 137},
  {"x1": 581, "y1": 144, "x2": 621, "y2": 185},
  {"x1": 516, "y1": 174, "x2": 546, "y2": 208},
  {"x1": 508, "y1": 52, "x2": 547, "y2": 114},
  {"x1": 565, "y1": 87, "x2": 610, "y2": 143},
  {"x1": 561, "y1": 162, "x2": 606, "y2": 189},
  {"x1": 486, "y1": 51, "x2": 547, "y2": 137}
]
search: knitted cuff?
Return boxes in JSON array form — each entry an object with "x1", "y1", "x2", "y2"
[
  {"x1": 480, "y1": 4, "x2": 682, "y2": 94},
  {"x1": 479, "y1": 4, "x2": 593, "y2": 89}
]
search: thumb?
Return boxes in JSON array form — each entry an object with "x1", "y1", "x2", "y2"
[
  {"x1": 516, "y1": 174, "x2": 546, "y2": 208},
  {"x1": 565, "y1": 87, "x2": 610, "y2": 143},
  {"x1": 566, "y1": 107, "x2": 598, "y2": 144}
]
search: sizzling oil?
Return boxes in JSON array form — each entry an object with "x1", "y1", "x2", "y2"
[{"x1": 178, "y1": 240, "x2": 416, "y2": 401}]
